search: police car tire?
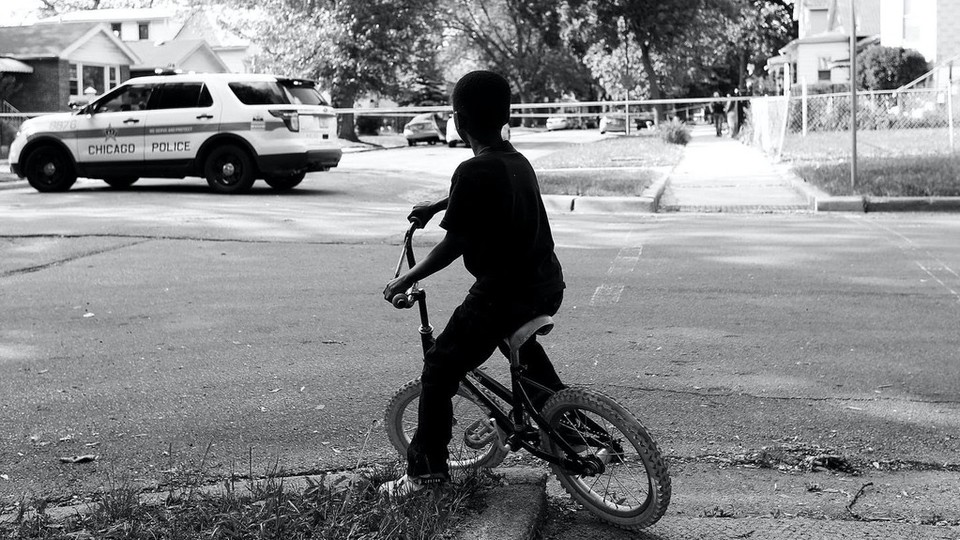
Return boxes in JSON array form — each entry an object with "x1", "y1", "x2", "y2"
[
  {"x1": 264, "y1": 172, "x2": 305, "y2": 191},
  {"x1": 204, "y1": 144, "x2": 256, "y2": 194},
  {"x1": 25, "y1": 145, "x2": 77, "y2": 193},
  {"x1": 103, "y1": 177, "x2": 139, "y2": 189}
]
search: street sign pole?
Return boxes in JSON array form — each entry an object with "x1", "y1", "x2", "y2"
[{"x1": 850, "y1": 0, "x2": 858, "y2": 189}]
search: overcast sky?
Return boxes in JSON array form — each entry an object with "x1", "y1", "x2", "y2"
[{"x1": 2, "y1": 0, "x2": 42, "y2": 25}]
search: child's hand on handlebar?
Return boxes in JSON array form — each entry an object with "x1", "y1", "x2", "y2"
[
  {"x1": 383, "y1": 274, "x2": 413, "y2": 303},
  {"x1": 407, "y1": 201, "x2": 436, "y2": 229}
]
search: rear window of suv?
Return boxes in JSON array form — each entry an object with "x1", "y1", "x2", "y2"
[
  {"x1": 228, "y1": 80, "x2": 328, "y2": 106},
  {"x1": 228, "y1": 81, "x2": 288, "y2": 105}
]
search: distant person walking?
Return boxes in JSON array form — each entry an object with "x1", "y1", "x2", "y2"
[{"x1": 710, "y1": 92, "x2": 725, "y2": 137}]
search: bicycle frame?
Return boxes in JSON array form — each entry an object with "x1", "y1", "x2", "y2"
[{"x1": 393, "y1": 223, "x2": 603, "y2": 475}]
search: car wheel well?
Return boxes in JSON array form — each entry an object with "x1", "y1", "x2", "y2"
[
  {"x1": 21, "y1": 137, "x2": 77, "y2": 170},
  {"x1": 196, "y1": 135, "x2": 260, "y2": 176}
]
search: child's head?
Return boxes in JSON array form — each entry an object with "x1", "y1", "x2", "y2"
[{"x1": 452, "y1": 71, "x2": 511, "y2": 139}]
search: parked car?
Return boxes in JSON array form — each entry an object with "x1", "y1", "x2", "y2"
[
  {"x1": 445, "y1": 116, "x2": 511, "y2": 147},
  {"x1": 599, "y1": 115, "x2": 626, "y2": 134},
  {"x1": 403, "y1": 113, "x2": 444, "y2": 146},
  {"x1": 9, "y1": 73, "x2": 341, "y2": 194},
  {"x1": 546, "y1": 116, "x2": 573, "y2": 131}
]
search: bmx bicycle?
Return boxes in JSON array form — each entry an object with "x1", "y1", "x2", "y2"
[{"x1": 383, "y1": 221, "x2": 671, "y2": 530}]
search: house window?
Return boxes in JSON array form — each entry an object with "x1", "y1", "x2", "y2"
[
  {"x1": 807, "y1": 8, "x2": 828, "y2": 35},
  {"x1": 111, "y1": 22, "x2": 122, "y2": 38},
  {"x1": 109, "y1": 66, "x2": 121, "y2": 89},
  {"x1": 903, "y1": 0, "x2": 922, "y2": 43},
  {"x1": 70, "y1": 63, "x2": 124, "y2": 98},
  {"x1": 138, "y1": 22, "x2": 149, "y2": 40},
  {"x1": 69, "y1": 63, "x2": 79, "y2": 95},
  {"x1": 817, "y1": 57, "x2": 833, "y2": 82}
]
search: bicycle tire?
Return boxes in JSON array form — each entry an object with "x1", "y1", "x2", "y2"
[
  {"x1": 540, "y1": 387, "x2": 671, "y2": 530},
  {"x1": 384, "y1": 379, "x2": 508, "y2": 471}
]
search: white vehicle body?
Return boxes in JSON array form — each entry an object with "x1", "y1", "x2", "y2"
[
  {"x1": 9, "y1": 73, "x2": 341, "y2": 193},
  {"x1": 444, "y1": 116, "x2": 511, "y2": 147}
]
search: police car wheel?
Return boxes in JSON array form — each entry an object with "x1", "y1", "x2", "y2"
[
  {"x1": 205, "y1": 145, "x2": 256, "y2": 194},
  {"x1": 103, "y1": 177, "x2": 139, "y2": 189},
  {"x1": 264, "y1": 172, "x2": 306, "y2": 191},
  {"x1": 25, "y1": 146, "x2": 77, "y2": 193}
]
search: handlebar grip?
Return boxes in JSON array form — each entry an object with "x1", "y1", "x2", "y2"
[
  {"x1": 392, "y1": 293, "x2": 415, "y2": 309},
  {"x1": 408, "y1": 216, "x2": 424, "y2": 229}
]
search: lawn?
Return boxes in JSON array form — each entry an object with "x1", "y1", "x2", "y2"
[
  {"x1": 781, "y1": 128, "x2": 960, "y2": 197},
  {"x1": 532, "y1": 133, "x2": 683, "y2": 196}
]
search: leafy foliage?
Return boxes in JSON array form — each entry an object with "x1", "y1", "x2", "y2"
[
  {"x1": 856, "y1": 46, "x2": 930, "y2": 90},
  {"x1": 440, "y1": 0, "x2": 597, "y2": 103}
]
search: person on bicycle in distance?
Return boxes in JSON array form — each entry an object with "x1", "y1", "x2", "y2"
[{"x1": 381, "y1": 70, "x2": 566, "y2": 496}]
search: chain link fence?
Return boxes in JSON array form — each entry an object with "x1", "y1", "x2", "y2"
[{"x1": 746, "y1": 85, "x2": 960, "y2": 163}]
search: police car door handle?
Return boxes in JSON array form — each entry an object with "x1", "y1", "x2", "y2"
[
  {"x1": 123, "y1": 118, "x2": 140, "y2": 124},
  {"x1": 196, "y1": 114, "x2": 214, "y2": 119}
]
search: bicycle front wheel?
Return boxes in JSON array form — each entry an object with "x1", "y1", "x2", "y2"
[
  {"x1": 384, "y1": 379, "x2": 508, "y2": 471},
  {"x1": 540, "y1": 387, "x2": 671, "y2": 530}
]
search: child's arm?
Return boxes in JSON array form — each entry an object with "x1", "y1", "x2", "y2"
[
  {"x1": 383, "y1": 229, "x2": 465, "y2": 302},
  {"x1": 408, "y1": 197, "x2": 449, "y2": 228}
]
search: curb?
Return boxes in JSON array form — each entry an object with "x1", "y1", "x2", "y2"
[
  {"x1": 454, "y1": 467, "x2": 547, "y2": 540},
  {"x1": 778, "y1": 163, "x2": 960, "y2": 213},
  {"x1": 542, "y1": 168, "x2": 670, "y2": 215}
]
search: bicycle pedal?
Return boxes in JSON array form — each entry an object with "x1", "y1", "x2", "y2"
[{"x1": 463, "y1": 418, "x2": 498, "y2": 449}]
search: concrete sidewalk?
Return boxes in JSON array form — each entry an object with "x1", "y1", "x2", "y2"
[{"x1": 659, "y1": 126, "x2": 811, "y2": 213}]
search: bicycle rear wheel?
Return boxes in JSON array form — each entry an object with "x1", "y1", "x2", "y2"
[
  {"x1": 384, "y1": 379, "x2": 508, "y2": 471},
  {"x1": 540, "y1": 387, "x2": 671, "y2": 530}
]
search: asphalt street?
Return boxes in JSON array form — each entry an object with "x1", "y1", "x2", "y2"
[{"x1": 1, "y1": 131, "x2": 959, "y2": 530}]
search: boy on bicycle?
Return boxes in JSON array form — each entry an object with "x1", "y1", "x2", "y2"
[{"x1": 381, "y1": 70, "x2": 566, "y2": 496}]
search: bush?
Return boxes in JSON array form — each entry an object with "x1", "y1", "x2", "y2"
[
  {"x1": 356, "y1": 115, "x2": 382, "y2": 136},
  {"x1": 658, "y1": 119, "x2": 690, "y2": 145},
  {"x1": 857, "y1": 46, "x2": 929, "y2": 90}
]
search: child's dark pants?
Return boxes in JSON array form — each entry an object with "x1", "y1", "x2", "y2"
[{"x1": 406, "y1": 290, "x2": 564, "y2": 479}]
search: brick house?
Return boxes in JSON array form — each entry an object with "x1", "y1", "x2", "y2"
[{"x1": 0, "y1": 22, "x2": 140, "y2": 112}]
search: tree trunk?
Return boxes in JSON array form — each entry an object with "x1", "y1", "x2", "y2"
[
  {"x1": 639, "y1": 42, "x2": 665, "y2": 121},
  {"x1": 332, "y1": 83, "x2": 360, "y2": 142}
]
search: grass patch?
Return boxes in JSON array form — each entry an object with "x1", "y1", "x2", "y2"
[
  {"x1": 533, "y1": 133, "x2": 682, "y2": 196},
  {"x1": 533, "y1": 132, "x2": 683, "y2": 170},
  {"x1": 538, "y1": 168, "x2": 660, "y2": 196},
  {"x1": 782, "y1": 128, "x2": 956, "y2": 161},
  {"x1": 6, "y1": 464, "x2": 500, "y2": 540},
  {"x1": 793, "y1": 154, "x2": 960, "y2": 197}
]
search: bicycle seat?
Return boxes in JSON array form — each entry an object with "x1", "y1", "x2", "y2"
[{"x1": 506, "y1": 315, "x2": 554, "y2": 353}]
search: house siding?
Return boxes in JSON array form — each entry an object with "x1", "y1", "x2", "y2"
[
  {"x1": 67, "y1": 32, "x2": 132, "y2": 65},
  {"x1": 938, "y1": 0, "x2": 960, "y2": 64},
  {"x1": 9, "y1": 59, "x2": 71, "y2": 112}
]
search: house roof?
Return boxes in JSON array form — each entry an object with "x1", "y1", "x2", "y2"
[
  {"x1": 0, "y1": 22, "x2": 140, "y2": 64},
  {"x1": 0, "y1": 22, "x2": 102, "y2": 59},
  {"x1": 126, "y1": 39, "x2": 229, "y2": 72},
  {"x1": 38, "y1": 8, "x2": 176, "y2": 23}
]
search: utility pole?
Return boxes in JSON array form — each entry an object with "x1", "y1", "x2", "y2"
[{"x1": 849, "y1": 0, "x2": 858, "y2": 189}]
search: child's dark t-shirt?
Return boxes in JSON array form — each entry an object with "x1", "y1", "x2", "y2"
[{"x1": 440, "y1": 141, "x2": 565, "y2": 299}]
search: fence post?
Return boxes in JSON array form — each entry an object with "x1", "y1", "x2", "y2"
[
  {"x1": 801, "y1": 79, "x2": 808, "y2": 137},
  {"x1": 949, "y1": 62, "x2": 955, "y2": 152}
]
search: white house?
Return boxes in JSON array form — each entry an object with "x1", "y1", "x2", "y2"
[
  {"x1": 879, "y1": 0, "x2": 960, "y2": 89},
  {"x1": 768, "y1": 0, "x2": 881, "y2": 91},
  {"x1": 38, "y1": 8, "x2": 182, "y2": 43}
]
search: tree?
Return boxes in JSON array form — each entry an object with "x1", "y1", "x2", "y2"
[
  {"x1": 857, "y1": 46, "x2": 929, "y2": 90},
  {"x1": 440, "y1": 0, "x2": 596, "y2": 105},
  {"x1": 230, "y1": 0, "x2": 441, "y2": 141},
  {"x1": 720, "y1": 0, "x2": 795, "y2": 93}
]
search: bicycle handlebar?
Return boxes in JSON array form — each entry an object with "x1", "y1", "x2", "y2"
[{"x1": 392, "y1": 292, "x2": 416, "y2": 309}]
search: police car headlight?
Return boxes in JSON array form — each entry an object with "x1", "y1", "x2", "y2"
[{"x1": 269, "y1": 110, "x2": 300, "y2": 132}]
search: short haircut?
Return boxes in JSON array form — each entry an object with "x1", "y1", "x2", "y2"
[{"x1": 452, "y1": 71, "x2": 511, "y2": 134}]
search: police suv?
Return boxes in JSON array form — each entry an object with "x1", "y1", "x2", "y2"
[{"x1": 9, "y1": 73, "x2": 341, "y2": 194}]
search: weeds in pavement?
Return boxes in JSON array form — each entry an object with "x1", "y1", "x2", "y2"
[{"x1": 5, "y1": 463, "x2": 498, "y2": 540}]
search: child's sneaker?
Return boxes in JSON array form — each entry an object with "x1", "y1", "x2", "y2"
[{"x1": 378, "y1": 473, "x2": 446, "y2": 498}]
